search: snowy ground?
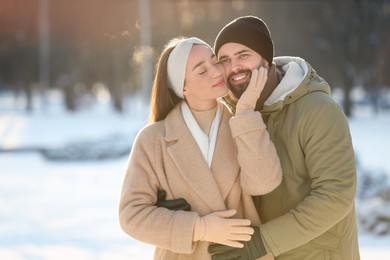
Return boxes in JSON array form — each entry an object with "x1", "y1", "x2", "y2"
[{"x1": 0, "y1": 92, "x2": 389, "y2": 259}]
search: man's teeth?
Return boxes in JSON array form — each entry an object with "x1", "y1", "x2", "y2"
[{"x1": 233, "y1": 75, "x2": 246, "y2": 81}]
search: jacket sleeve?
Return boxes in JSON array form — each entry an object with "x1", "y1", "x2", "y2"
[
  {"x1": 260, "y1": 94, "x2": 357, "y2": 256},
  {"x1": 229, "y1": 111, "x2": 282, "y2": 195},
  {"x1": 118, "y1": 128, "x2": 199, "y2": 254}
]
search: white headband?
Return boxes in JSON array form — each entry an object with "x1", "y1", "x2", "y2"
[{"x1": 167, "y1": 37, "x2": 211, "y2": 98}]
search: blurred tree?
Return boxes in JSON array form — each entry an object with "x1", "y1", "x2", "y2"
[
  {"x1": 1, "y1": 0, "x2": 389, "y2": 115},
  {"x1": 243, "y1": 0, "x2": 390, "y2": 116},
  {"x1": 0, "y1": 0, "x2": 38, "y2": 111},
  {"x1": 317, "y1": 0, "x2": 385, "y2": 116},
  {"x1": 107, "y1": 32, "x2": 133, "y2": 113}
]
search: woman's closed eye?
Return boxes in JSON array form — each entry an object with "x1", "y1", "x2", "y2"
[{"x1": 199, "y1": 69, "x2": 207, "y2": 75}]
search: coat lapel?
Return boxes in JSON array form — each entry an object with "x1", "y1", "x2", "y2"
[
  {"x1": 211, "y1": 107, "x2": 240, "y2": 201},
  {"x1": 165, "y1": 103, "x2": 226, "y2": 211}
]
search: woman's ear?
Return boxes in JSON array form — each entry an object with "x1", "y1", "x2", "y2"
[
  {"x1": 183, "y1": 81, "x2": 188, "y2": 95},
  {"x1": 182, "y1": 88, "x2": 188, "y2": 99}
]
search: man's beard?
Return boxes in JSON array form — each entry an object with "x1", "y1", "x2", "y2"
[{"x1": 227, "y1": 69, "x2": 252, "y2": 99}]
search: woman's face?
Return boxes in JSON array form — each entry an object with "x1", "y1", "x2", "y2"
[{"x1": 183, "y1": 45, "x2": 228, "y2": 110}]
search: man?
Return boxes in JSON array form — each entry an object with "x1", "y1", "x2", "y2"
[{"x1": 158, "y1": 16, "x2": 360, "y2": 259}]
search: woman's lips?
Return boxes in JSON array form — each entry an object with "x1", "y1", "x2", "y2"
[{"x1": 213, "y1": 79, "x2": 225, "y2": 88}]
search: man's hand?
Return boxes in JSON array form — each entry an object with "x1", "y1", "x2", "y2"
[
  {"x1": 208, "y1": 225, "x2": 267, "y2": 260},
  {"x1": 155, "y1": 190, "x2": 191, "y2": 211}
]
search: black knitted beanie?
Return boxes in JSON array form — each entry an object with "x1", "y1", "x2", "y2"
[{"x1": 214, "y1": 16, "x2": 274, "y2": 66}]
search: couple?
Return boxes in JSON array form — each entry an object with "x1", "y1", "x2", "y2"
[{"x1": 119, "y1": 16, "x2": 360, "y2": 260}]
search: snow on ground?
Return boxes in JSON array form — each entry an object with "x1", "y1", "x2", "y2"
[
  {"x1": 349, "y1": 107, "x2": 390, "y2": 175},
  {"x1": 0, "y1": 92, "x2": 389, "y2": 259},
  {"x1": 0, "y1": 154, "x2": 154, "y2": 260}
]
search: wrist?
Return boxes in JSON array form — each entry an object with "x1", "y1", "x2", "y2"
[
  {"x1": 193, "y1": 216, "x2": 206, "y2": 241},
  {"x1": 249, "y1": 225, "x2": 267, "y2": 258}
]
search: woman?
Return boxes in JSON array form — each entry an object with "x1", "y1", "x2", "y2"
[{"x1": 118, "y1": 37, "x2": 282, "y2": 259}]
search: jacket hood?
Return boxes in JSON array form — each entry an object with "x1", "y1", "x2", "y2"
[{"x1": 262, "y1": 56, "x2": 331, "y2": 113}]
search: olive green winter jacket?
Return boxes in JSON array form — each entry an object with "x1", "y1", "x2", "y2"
[{"x1": 254, "y1": 56, "x2": 360, "y2": 260}]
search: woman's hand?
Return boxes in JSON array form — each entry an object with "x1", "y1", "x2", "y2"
[
  {"x1": 194, "y1": 209, "x2": 254, "y2": 248},
  {"x1": 235, "y1": 67, "x2": 268, "y2": 115}
]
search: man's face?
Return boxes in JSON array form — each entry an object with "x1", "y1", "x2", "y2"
[{"x1": 217, "y1": 42, "x2": 269, "y2": 98}]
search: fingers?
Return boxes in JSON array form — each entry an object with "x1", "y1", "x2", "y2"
[
  {"x1": 226, "y1": 226, "x2": 253, "y2": 242},
  {"x1": 212, "y1": 210, "x2": 252, "y2": 230},
  {"x1": 250, "y1": 66, "x2": 267, "y2": 93},
  {"x1": 169, "y1": 199, "x2": 191, "y2": 211},
  {"x1": 213, "y1": 209, "x2": 237, "y2": 218},
  {"x1": 156, "y1": 190, "x2": 166, "y2": 202},
  {"x1": 156, "y1": 198, "x2": 190, "y2": 211},
  {"x1": 212, "y1": 249, "x2": 241, "y2": 260},
  {"x1": 180, "y1": 203, "x2": 192, "y2": 211},
  {"x1": 208, "y1": 244, "x2": 241, "y2": 260},
  {"x1": 208, "y1": 243, "x2": 235, "y2": 254},
  {"x1": 256, "y1": 66, "x2": 268, "y2": 90},
  {"x1": 248, "y1": 68, "x2": 259, "y2": 89},
  {"x1": 202, "y1": 210, "x2": 253, "y2": 246},
  {"x1": 228, "y1": 218, "x2": 252, "y2": 227},
  {"x1": 155, "y1": 191, "x2": 191, "y2": 211},
  {"x1": 212, "y1": 210, "x2": 252, "y2": 233},
  {"x1": 235, "y1": 66, "x2": 268, "y2": 114},
  {"x1": 231, "y1": 226, "x2": 254, "y2": 235},
  {"x1": 258, "y1": 66, "x2": 268, "y2": 76},
  {"x1": 222, "y1": 240, "x2": 244, "y2": 248},
  {"x1": 223, "y1": 219, "x2": 253, "y2": 244},
  {"x1": 247, "y1": 67, "x2": 267, "y2": 92},
  {"x1": 213, "y1": 254, "x2": 241, "y2": 260},
  {"x1": 226, "y1": 233, "x2": 252, "y2": 243}
]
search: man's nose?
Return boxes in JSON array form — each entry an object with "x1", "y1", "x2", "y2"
[{"x1": 230, "y1": 60, "x2": 241, "y2": 72}]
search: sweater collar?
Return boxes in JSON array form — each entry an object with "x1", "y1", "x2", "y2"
[{"x1": 181, "y1": 101, "x2": 222, "y2": 168}]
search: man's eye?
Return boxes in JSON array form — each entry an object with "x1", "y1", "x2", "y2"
[{"x1": 219, "y1": 59, "x2": 228, "y2": 64}]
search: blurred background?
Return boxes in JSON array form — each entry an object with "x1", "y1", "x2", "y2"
[
  {"x1": 1, "y1": 0, "x2": 390, "y2": 115},
  {"x1": 1, "y1": 0, "x2": 390, "y2": 259}
]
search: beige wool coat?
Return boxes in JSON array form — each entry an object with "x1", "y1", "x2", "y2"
[{"x1": 119, "y1": 101, "x2": 282, "y2": 260}]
